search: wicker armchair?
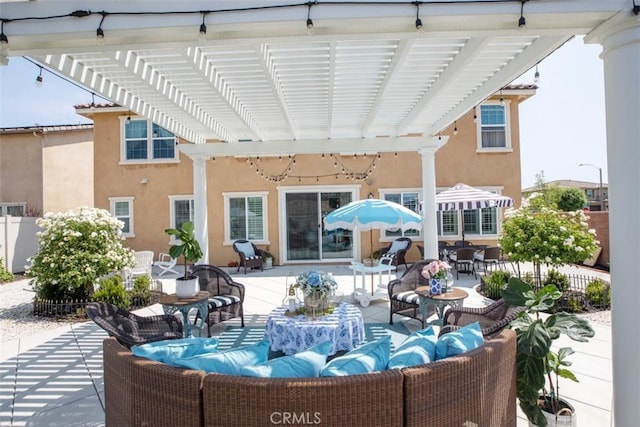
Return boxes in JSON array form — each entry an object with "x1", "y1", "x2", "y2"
[
  {"x1": 189, "y1": 265, "x2": 245, "y2": 336},
  {"x1": 388, "y1": 259, "x2": 437, "y2": 326},
  {"x1": 378, "y1": 237, "x2": 413, "y2": 270},
  {"x1": 232, "y1": 240, "x2": 264, "y2": 274},
  {"x1": 86, "y1": 302, "x2": 183, "y2": 349},
  {"x1": 439, "y1": 298, "x2": 525, "y2": 337}
]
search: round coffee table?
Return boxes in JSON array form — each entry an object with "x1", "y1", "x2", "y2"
[
  {"x1": 414, "y1": 286, "x2": 468, "y2": 327},
  {"x1": 160, "y1": 291, "x2": 210, "y2": 337},
  {"x1": 263, "y1": 302, "x2": 365, "y2": 356}
]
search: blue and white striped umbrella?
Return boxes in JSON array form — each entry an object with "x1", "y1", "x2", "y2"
[
  {"x1": 323, "y1": 199, "x2": 422, "y2": 232},
  {"x1": 436, "y1": 183, "x2": 514, "y2": 211}
]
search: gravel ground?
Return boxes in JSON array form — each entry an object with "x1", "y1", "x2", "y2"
[{"x1": 0, "y1": 279, "x2": 77, "y2": 343}]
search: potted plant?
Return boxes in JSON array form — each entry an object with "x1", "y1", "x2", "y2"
[
  {"x1": 165, "y1": 221, "x2": 203, "y2": 298},
  {"x1": 502, "y1": 277, "x2": 595, "y2": 426},
  {"x1": 262, "y1": 247, "x2": 275, "y2": 270}
]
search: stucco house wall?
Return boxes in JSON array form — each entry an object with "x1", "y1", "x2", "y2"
[
  {"x1": 89, "y1": 90, "x2": 527, "y2": 267},
  {"x1": 0, "y1": 125, "x2": 94, "y2": 215}
]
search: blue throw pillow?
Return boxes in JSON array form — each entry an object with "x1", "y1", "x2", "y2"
[
  {"x1": 131, "y1": 337, "x2": 218, "y2": 364},
  {"x1": 435, "y1": 322, "x2": 484, "y2": 360},
  {"x1": 240, "y1": 341, "x2": 331, "y2": 378},
  {"x1": 320, "y1": 336, "x2": 391, "y2": 377},
  {"x1": 175, "y1": 340, "x2": 270, "y2": 374},
  {"x1": 388, "y1": 326, "x2": 437, "y2": 369}
]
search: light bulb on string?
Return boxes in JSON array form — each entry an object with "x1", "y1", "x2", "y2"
[{"x1": 35, "y1": 67, "x2": 43, "y2": 88}]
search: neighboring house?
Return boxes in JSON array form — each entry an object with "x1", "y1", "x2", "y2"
[
  {"x1": 0, "y1": 125, "x2": 95, "y2": 215},
  {"x1": 522, "y1": 179, "x2": 609, "y2": 211},
  {"x1": 80, "y1": 85, "x2": 533, "y2": 267}
]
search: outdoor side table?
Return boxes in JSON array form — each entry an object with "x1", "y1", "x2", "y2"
[
  {"x1": 263, "y1": 302, "x2": 365, "y2": 356},
  {"x1": 348, "y1": 261, "x2": 396, "y2": 307},
  {"x1": 414, "y1": 287, "x2": 469, "y2": 327},
  {"x1": 160, "y1": 291, "x2": 210, "y2": 338}
]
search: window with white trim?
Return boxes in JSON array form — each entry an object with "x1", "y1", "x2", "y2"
[
  {"x1": 122, "y1": 118, "x2": 177, "y2": 162},
  {"x1": 380, "y1": 190, "x2": 421, "y2": 239},
  {"x1": 109, "y1": 197, "x2": 134, "y2": 237},
  {"x1": 0, "y1": 203, "x2": 26, "y2": 216},
  {"x1": 169, "y1": 196, "x2": 194, "y2": 231},
  {"x1": 476, "y1": 103, "x2": 511, "y2": 150},
  {"x1": 223, "y1": 193, "x2": 267, "y2": 243}
]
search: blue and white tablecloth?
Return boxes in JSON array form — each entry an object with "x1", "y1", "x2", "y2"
[{"x1": 264, "y1": 303, "x2": 365, "y2": 356}]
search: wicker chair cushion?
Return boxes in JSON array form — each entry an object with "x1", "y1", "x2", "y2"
[
  {"x1": 393, "y1": 291, "x2": 420, "y2": 304},
  {"x1": 235, "y1": 242, "x2": 255, "y2": 257},
  {"x1": 240, "y1": 341, "x2": 331, "y2": 378},
  {"x1": 435, "y1": 322, "x2": 483, "y2": 360},
  {"x1": 175, "y1": 340, "x2": 270, "y2": 375},
  {"x1": 208, "y1": 295, "x2": 241, "y2": 308},
  {"x1": 387, "y1": 240, "x2": 409, "y2": 254},
  {"x1": 321, "y1": 336, "x2": 390, "y2": 377},
  {"x1": 132, "y1": 337, "x2": 219, "y2": 364},
  {"x1": 388, "y1": 327, "x2": 437, "y2": 369}
]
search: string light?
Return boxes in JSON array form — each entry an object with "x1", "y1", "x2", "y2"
[
  {"x1": 306, "y1": 1, "x2": 316, "y2": 35},
  {"x1": 0, "y1": 21, "x2": 8, "y2": 50},
  {"x1": 199, "y1": 12, "x2": 208, "y2": 41},
  {"x1": 534, "y1": 64, "x2": 540, "y2": 83},
  {"x1": 415, "y1": 3, "x2": 423, "y2": 32},
  {"x1": 453, "y1": 121, "x2": 458, "y2": 136},
  {"x1": 90, "y1": 92, "x2": 96, "y2": 111},
  {"x1": 126, "y1": 110, "x2": 131, "y2": 124},
  {"x1": 96, "y1": 12, "x2": 107, "y2": 45},
  {"x1": 35, "y1": 66, "x2": 43, "y2": 87},
  {"x1": 518, "y1": 0, "x2": 527, "y2": 30},
  {"x1": 499, "y1": 89, "x2": 504, "y2": 105}
]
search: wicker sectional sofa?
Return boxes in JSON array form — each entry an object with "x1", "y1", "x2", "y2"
[{"x1": 103, "y1": 329, "x2": 516, "y2": 427}]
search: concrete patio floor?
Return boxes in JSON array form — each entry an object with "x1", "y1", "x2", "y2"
[{"x1": 0, "y1": 263, "x2": 612, "y2": 426}]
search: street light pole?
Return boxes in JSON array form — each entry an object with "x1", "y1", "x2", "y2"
[{"x1": 578, "y1": 163, "x2": 604, "y2": 211}]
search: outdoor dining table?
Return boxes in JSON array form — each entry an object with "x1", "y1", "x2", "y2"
[{"x1": 263, "y1": 302, "x2": 365, "y2": 356}]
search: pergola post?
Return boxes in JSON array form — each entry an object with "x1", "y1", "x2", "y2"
[{"x1": 190, "y1": 154, "x2": 210, "y2": 265}]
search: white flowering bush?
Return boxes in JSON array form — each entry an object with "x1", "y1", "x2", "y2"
[
  {"x1": 499, "y1": 203, "x2": 598, "y2": 270},
  {"x1": 27, "y1": 207, "x2": 135, "y2": 300}
]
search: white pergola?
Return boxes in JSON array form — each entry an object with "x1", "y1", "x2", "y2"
[{"x1": 1, "y1": 1, "x2": 638, "y2": 423}]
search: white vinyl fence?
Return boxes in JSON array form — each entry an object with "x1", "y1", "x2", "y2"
[{"x1": 0, "y1": 216, "x2": 40, "y2": 273}]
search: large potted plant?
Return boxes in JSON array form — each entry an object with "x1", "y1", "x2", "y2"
[
  {"x1": 165, "y1": 221, "x2": 203, "y2": 298},
  {"x1": 502, "y1": 277, "x2": 595, "y2": 427}
]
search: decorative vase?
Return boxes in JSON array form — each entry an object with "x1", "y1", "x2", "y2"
[
  {"x1": 429, "y1": 278, "x2": 442, "y2": 295},
  {"x1": 304, "y1": 290, "x2": 324, "y2": 317},
  {"x1": 175, "y1": 277, "x2": 199, "y2": 298}
]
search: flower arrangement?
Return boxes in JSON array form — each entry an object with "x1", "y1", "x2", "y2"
[
  {"x1": 421, "y1": 260, "x2": 451, "y2": 280},
  {"x1": 294, "y1": 270, "x2": 338, "y2": 299},
  {"x1": 27, "y1": 207, "x2": 135, "y2": 301}
]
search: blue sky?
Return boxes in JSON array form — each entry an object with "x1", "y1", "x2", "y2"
[{"x1": 0, "y1": 37, "x2": 607, "y2": 189}]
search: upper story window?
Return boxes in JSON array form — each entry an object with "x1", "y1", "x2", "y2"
[
  {"x1": 223, "y1": 192, "x2": 268, "y2": 244},
  {"x1": 122, "y1": 118, "x2": 178, "y2": 163},
  {"x1": 476, "y1": 103, "x2": 512, "y2": 151},
  {"x1": 109, "y1": 197, "x2": 134, "y2": 237},
  {"x1": 379, "y1": 190, "x2": 421, "y2": 239},
  {"x1": 0, "y1": 203, "x2": 26, "y2": 216}
]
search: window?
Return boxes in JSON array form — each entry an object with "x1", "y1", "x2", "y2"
[
  {"x1": 585, "y1": 189, "x2": 594, "y2": 198},
  {"x1": 0, "y1": 203, "x2": 26, "y2": 216},
  {"x1": 223, "y1": 192, "x2": 268, "y2": 243},
  {"x1": 169, "y1": 196, "x2": 194, "y2": 230},
  {"x1": 109, "y1": 197, "x2": 134, "y2": 237},
  {"x1": 477, "y1": 103, "x2": 511, "y2": 150},
  {"x1": 122, "y1": 118, "x2": 177, "y2": 162},
  {"x1": 380, "y1": 191, "x2": 421, "y2": 239}
]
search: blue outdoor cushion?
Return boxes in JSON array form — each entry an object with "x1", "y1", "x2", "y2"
[
  {"x1": 235, "y1": 241, "x2": 255, "y2": 257},
  {"x1": 435, "y1": 321, "x2": 484, "y2": 360},
  {"x1": 320, "y1": 336, "x2": 391, "y2": 377},
  {"x1": 387, "y1": 326, "x2": 437, "y2": 369},
  {"x1": 131, "y1": 337, "x2": 218, "y2": 364},
  {"x1": 240, "y1": 341, "x2": 331, "y2": 378},
  {"x1": 174, "y1": 340, "x2": 270, "y2": 374}
]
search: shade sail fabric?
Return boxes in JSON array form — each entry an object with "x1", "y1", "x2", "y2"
[
  {"x1": 323, "y1": 199, "x2": 422, "y2": 232},
  {"x1": 435, "y1": 183, "x2": 514, "y2": 212}
]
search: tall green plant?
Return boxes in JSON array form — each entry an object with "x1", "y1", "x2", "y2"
[
  {"x1": 502, "y1": 277, "x2": 594, "y2": 426},
  {"x1": 27, "y1": 207, "x2": 135, "y2": 300},
  {"x1": 164, "y1": 221, "x2": 203, "y2": 280}
]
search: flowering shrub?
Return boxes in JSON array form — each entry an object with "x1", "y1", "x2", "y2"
[
  {"x1": 421, "y1": 260, "x2": 451, "y2": 280},
  {"x1": 499, "y1": 204, "x2": 598, "y2": 267},
  {"x1": 294, "y1": 270, "x2": 338, "y2": 299},
  {"x1": 27, "y1": 207, "x2": 135, "y2": 301}
]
